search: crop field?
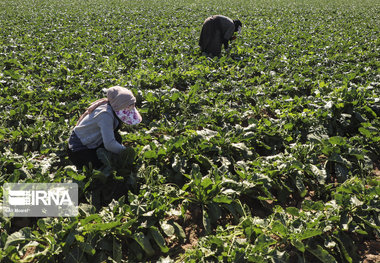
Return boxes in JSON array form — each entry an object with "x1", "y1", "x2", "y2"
[{"x1": 0, "y1": 0, "x2": 379, "y2": 262}]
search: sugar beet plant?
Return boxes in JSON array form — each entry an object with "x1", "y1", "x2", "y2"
[{"x1": 1, "y1": 0, "x2": 379, "y2": 262}]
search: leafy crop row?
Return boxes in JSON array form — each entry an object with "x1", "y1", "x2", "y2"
[{"x1": 0, "y1": 0, "x2": 379, "y2": 262}]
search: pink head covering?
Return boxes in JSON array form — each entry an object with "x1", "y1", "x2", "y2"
[
  {"x1": 107, "y1": 86, "x2": 142, "y2": 125},
  {"x1": 76, "y1": 86, "x2": 142, "y2": 126}
]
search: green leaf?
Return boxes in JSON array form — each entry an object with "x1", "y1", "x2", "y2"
[
  {"x1": 79, "y1": 203, "x2": 96, "y2": 217},
  {"x1": 97, "y1": 238, "x2": 113, "y2": 252},
  {"x1": 118, "y1": 146, "x2": 136, "y2": 167},
  {"x1": 333, "y1": 236, "x2": 352, "y2": 263},
  {"x1": 65, "y1": 247, "x2": 88, "y2": 263},
  {"x1": 295, "y1": 175, "x2": 307, "y2": 198},
  {"x1": 231, "y1": 142, "x2": 253, "y2": 157},
  {"x1": 75, "y1": 235, "x2": 85, "y2": 242},
  {"x1": 37, "y1": 219, "x2": 47, "y2": 233},
  {"x1": 80, "y1": 214, "x2": 102, "y2": 225},
  {"x1": 212, "y1": 195, "x2": 233, "y2": 204},
  {"x1": 223, "y1": 202, "x2": 243, "y2": 223},
  {"x1": 284, "y1": 123, "x2": 294, "y2": 130},
  {"x1": 191, "y1": 164, "x2": 202, "y2": 185},
  {"x1": 207, "y1": 202, "x2": 222, "y2": 223},
  {"x1": 263, "y1": 118, "x2": 272, "y2": 126},
  {"x1": 242, "y1": 217, "x2": 260, "y2": 239},
  {"x1": 335, "y1": 163, "x2": 349, "y2": 181},
  {"x1": 143, "y1": 150, "x2": 157, "y2": 159},
  {"x1": 202, "y1": 208, "x2": 212, "y2": 234},
  {"x1": 310, "y1": 164, "x2": 327, "y2": 185},
  {"x1": 306, "y1": 244, "x2": 337, "y2": 263},
  {"x1": 129, "y1": 241, "x2": 144, "y2": 261},
  {"x1": 329, "y1": 136, "x2": 345, "y2": 146},
  {"x1": 271, "y1": 221, "x2": 287, "y2": 237},
  {"x1": 160, "y1": 221, "x2": 175, "y2": 236},
  {"x1": 300, "y1": 229, "x2": 323, "y2": 240},
  {"x1": 201, "y1": 177, "x2": 213, "y2": 190},
  {"x1": 92, "y1": 167, "x2": 113, "y2": 181},
  {"x1": 63, "y1": 230, "x2": 78, "y2": 254},
  {"x1": 286, "y1": 207, "x2": 300, "y2": 217},
  {"x1": 83, "y1": 221, "x2": 121, "y2": 232},
  {"x1": 134, "y1": 232, "x2": 155, "y2": 257},
  {"x1": 358, "y1": 127, "x2": 371, "y2": 138},
  {"x1": 196, "y1": 128, "x2": 218, "y2": 140},
  {"x1": 353, "y1": 228, "x2": 368, "y2": 235},
  {"x1": 96, "y1": 148, "x2": 113, "y2": 167},
  {"x1": 171, "y1": 221, "x2": 186, "y2": 242},
  {"x1": 150, "y1": 226, "x2": 169, "y2": 253},
  {"x1": 359, "y1": 217, "x2": 380, "y2": 230},
  {"x1": 302, "y1": 200, "x2": 325, "y2": 212},
  {"x1": 292, "y1": 239, "x2": 305, "y2": 252},
  {"x1": 195, "y1": 155, "x2": 213, "y2": 170},
  {"x1": 350, "y1": 196, "x2": 363, "y2": 207},
  {"x1": 80, "y1": 241, "x2": 96, "y2": 256},
  {"x1": 253, "y1": 234, "x2": 277, "y2": 252},
  {"x1": 4, "y1": 227, "x2": 33, "y2": 249},
  {"x1": 113, "y1": 237, "x2": 122, "y2": 263}
]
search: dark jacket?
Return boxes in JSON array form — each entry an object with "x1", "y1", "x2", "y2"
[{"x1": 199, "y1": 15, "x2": 235, "y2": 56}]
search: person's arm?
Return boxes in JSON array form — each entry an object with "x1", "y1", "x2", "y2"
[
  {"x1": 97, "y1": 113, "x2": 126, "y2": 154},
  {"x1": 223, "y1": 39, "x2": 229, "y2": 49},
  {"x1": 224, "y1": 23, "x2": 235, "y2": 37},
  {"x1": 223, "y1": 22, "x2": 235, "y2": 50}
]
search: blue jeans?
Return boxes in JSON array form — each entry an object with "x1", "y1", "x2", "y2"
[{"x1": 67, "y1": 130, "x2": 122, "y2": 169}]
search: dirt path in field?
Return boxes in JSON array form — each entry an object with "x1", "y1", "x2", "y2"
[
  {"x1": 359, "y1": 238, "x2": 380, "y2": 263},
  {"x1": 373, "y1": 159, "x2": 380, "y2": 177},
  {"x1": 362, "y1": 159, "x2": 380, "y2": 262}
]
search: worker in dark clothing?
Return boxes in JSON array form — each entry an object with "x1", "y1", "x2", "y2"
[{"x1": 199, "y1": 15, "x2": 242, "y2": 57}]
